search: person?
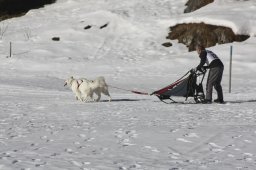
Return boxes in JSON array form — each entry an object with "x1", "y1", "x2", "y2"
[{"x1": 195, "y1": 44, "x2": 224, "y2": 104}]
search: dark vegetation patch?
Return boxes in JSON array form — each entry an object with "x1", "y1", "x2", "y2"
[
  {"x1": 162, "y1": 42, "x2": 172, "y2": 47},
  {"x1": 0, "y1": 0, "x2": 56, "y2": 21},
  {"x1": 84, "y1": 25, "x2": 92, "y2": 30},
  {"x1": 52, "y1": 37, "x2": 60, "y2": 41},
  {"x1": 99, "y1": 22, "x2": 109, "y2": 29}
]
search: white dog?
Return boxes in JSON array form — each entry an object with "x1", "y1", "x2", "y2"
[{"x1": 64, "y1": 76, "x2": 111, "y2": 102}]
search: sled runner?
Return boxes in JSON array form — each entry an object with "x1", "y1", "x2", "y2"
[{"x1": 151, "y1": 69, "x2": 207, "y2": 104}]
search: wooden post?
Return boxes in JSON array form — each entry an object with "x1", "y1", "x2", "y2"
[
  {"x1": 229, "y1": 45, "x2": 233, "y2": 93},
  {"x1": 9, "y1": 42, "x2": 12, "y2": 58}
]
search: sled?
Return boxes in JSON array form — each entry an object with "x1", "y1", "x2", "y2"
[{"x1": 151, "y1": 69, "x2": 207, "y2": 104}]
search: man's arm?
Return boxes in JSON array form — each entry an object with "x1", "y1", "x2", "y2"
[{"x1": 196, "y1": 50, "x2": 207, "y2": 70}]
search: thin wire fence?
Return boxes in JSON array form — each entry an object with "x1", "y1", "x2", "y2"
[{"x1": 0, "y1": 41, "x2": 90, "y2": 58}]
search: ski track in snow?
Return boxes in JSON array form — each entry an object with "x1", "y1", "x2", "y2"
[{"x1": 0, "y1": 79, "x2": 256, "y2": 170}]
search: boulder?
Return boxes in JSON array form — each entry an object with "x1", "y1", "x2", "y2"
[
  {"x1": 184, "y1": 0, "x2": 214, "y2": 13},
  {"x1": 167, "y1": 23, "x2": 250, "y2": 51}
]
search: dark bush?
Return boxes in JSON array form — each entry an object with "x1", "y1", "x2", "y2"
[
  {"x1": 84, "y1": 25, "x2": 92, "y2": 30},
  {"x1": 52, "y1": 37, "x2": 60, "y2": 41},
  {"x1": 0, "y1": 0, "x2": 56, "y2": 21},
  {"x1": 162, "y1": 42, "x2": 173, "y2": 47}
]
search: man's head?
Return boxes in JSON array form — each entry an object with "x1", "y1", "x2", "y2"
[{"x1": 196, "y1": 44, "x2": 205, "y2": 55}]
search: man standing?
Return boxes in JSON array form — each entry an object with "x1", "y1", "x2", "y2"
[{"x1": 195, "y1": 45, "x2": 224, "y2": 104}]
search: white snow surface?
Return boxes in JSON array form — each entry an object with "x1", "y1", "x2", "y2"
[{"x1": 0, "y1": 0, "x2": 256, "y2": 169}]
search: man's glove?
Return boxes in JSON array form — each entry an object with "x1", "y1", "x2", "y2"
[
  {"x1": 200, "y1": 66, "x2": 208, "y2": 73},
  {"x1": 190, "y1": 67, "x2": 197, "y2": 73},
  {"x1": 197, "y1": 66, "x2": 208, "y2": 73}
]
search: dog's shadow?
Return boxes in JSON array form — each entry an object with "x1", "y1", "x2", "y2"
[{"x1": 98, "y1": 99, "x2": 256, "y2": 104}]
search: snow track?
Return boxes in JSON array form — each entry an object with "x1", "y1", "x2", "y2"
[{"x1": 1, "y1": 77, "x2": 256, "y2": 169}]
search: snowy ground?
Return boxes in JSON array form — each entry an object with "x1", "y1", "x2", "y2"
[{"x1": 0, "y1": 0, "x2": 256, "y2": 169}]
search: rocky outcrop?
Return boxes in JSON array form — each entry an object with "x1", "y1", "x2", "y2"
[
  {"x1": 167, "y1": 23, "x2": 250, "y2": 51},
  {"x1": 184, "y1": 0, "x2": 214, "y2": 13},
  {"x1": 0, "y1": 0, "x2": 56, "y2": 21}
]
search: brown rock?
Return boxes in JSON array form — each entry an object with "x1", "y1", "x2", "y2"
[
  {"x1": 184, "y1": 0, "x2": 214, "y2": 13},
  {"x1": 167, "y1": 23, "x2": 249, "y2": 51}
]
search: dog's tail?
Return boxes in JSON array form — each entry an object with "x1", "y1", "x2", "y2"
[{"x1": 95, "y1": 76, "x2": 107, "y2": 86}]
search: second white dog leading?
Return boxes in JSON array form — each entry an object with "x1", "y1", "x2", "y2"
[{"x1": 64, "y1": 76, "x2": 111, "y2": 102}]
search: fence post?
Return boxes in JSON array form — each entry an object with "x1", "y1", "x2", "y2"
[
  {"x1": 229, "y1": 45, "x2": 233, "y2": 93},
  {"x1": 9, "y1": 42, "x2": 12, "y2": 58}
]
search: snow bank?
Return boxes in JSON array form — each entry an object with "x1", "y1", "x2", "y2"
[{"x1": 168, "y1": 0, "x2": 256, "y2": 36}]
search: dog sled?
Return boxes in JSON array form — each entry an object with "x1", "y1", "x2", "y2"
[
  {"x1": 151, "y1": 69, "x2": 207, "y2": 104},
  {"x1": 108, "y1": 68, "x2": 207, "y2": 104}
]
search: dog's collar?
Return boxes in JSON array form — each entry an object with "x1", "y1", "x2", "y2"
[
  {"x1": 70, "y1": 79, "x2": 85, "y2": 89},
  {"x1": 77, "y1": 80, "x2": 81, "y2": 88}
]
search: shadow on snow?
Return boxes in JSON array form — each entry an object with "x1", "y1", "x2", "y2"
[
  {"x1": 100, "y1": 99, "x2": 148, "y2": 102},
  {"x1": 152, "y1": 99, "x2": 256, "y2": 105},
  {"x1": 226, "y1": 99, "x2": 256, "y2": 104}
]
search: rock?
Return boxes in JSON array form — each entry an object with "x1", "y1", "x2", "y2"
[
  {"x1": 167, "y1": 23, "x2": 249, "y2": 51},
  {"x1": 52, "y1": 37, "x2": 60, "y2": 41},
  {"x1": 162, "y1": 42, "x2": 173, "y2": 47},
  {"x1": 184, "y1": 0, "x2": 214, "y2": 13},
  {"x1": 84, "y1": 25, "x2": 92, "y2": 30},
  {"x1": 100, "y1": 22, "x2": 109, "y2": 29}
]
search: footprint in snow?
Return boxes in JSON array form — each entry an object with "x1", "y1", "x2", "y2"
[
  {"x1": 1, "y1": 152, "x2": 13, "y2": 159},
  {"x1": 84, "y1": 137, "x2": 95, "y2": 142},
  {"x1": 232, "y1": 135, "x2": 242, "y2": 139},
  {"x1": 176, "y1": 138, "x2": 192, "y2": 143},
  {"x1": 50, "y1": 153, "x2": 60, "y2": 157},
  {"x1": 243, "y1": 153, "x2": 254, "y2": 161},
  {"x1": 170, "y1": 129, "x2": 179, "y2": 133},
  {"x1": 114, "y1": 129, "x2": 138, "y2": 147},
  {"x1": 65, "y1": 148, "x2": 73, "y2": 153},
  {"x1": 12, "y1": 160, "x2": 21, "y2": 164},
  {"x1": 227, "y1": 154, "x2": 235, "y2": 158},
  {"x1": 208, "y1": 142, "x2": 224, "y2": 152},
  {"x1": 35, "y1": 162, "x2": 46, "y2": 167},
  {"x1": 183, "y1": 133, "x2": 199, "y2": 138},
  {"x1": 125, "y1": 130, "x2": 138, "y2": 138},
  {"x1": 70, "y1": 160, "x2": 82, "y2": 167},
  {"x1": 169, "y1": 152, "x2": 180, "y2": 159},
  {"x1": 144, "y1": 146, "x2": 160, "y2": 153},
  {"x1": 208, "y1": 142, "x2": 223, "y2": 148},
  {"x1": 243, "y1": 153, "x2": 253, "y2": 157},
  {"x1": 74, "y1": 141, "x2": 80, "y2": 145},
  {"x1": 78, "y1": 134, "x2": 87, "y2": 138},
  {"x1": 119, "y1": 163, "x2": 141, "y2": 170},
  {"x1": 244, "y1": 139, "x2": 252, "y2": 143},
  {"x1": 30, "y1": 158, "x2": 47, "y2": 167},
  {"x1": 115, "y1": 129, "x2": 138, "y2": 137}
]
